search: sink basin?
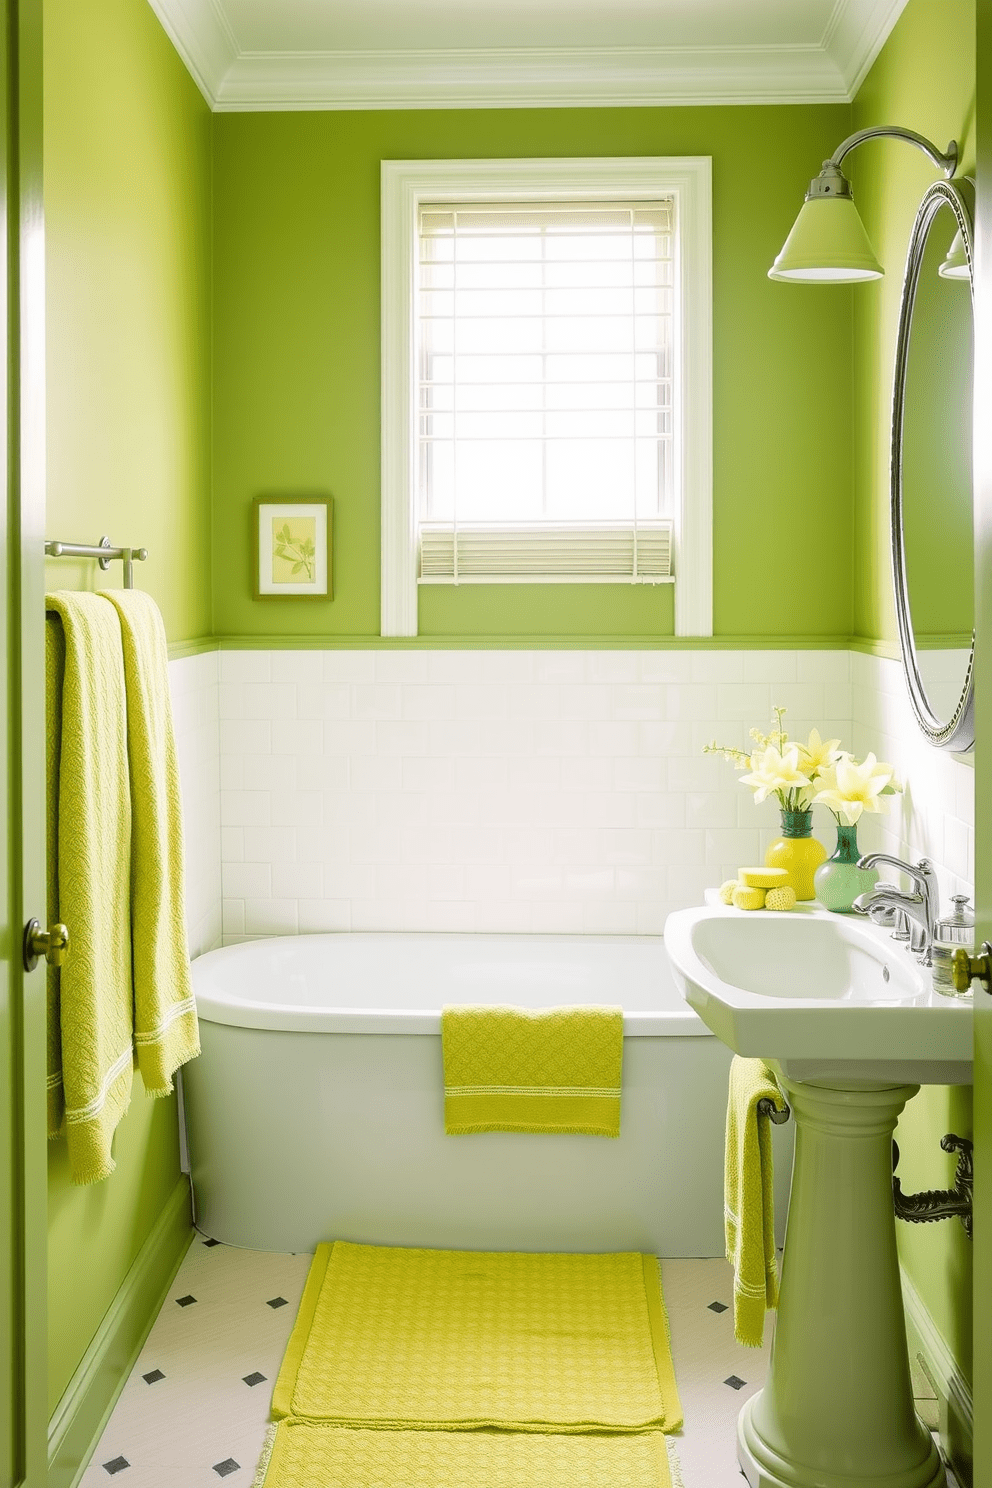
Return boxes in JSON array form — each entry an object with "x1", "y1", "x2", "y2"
[
  {"x1": 666, "y1": 900, "x2": 970, "y2": 1488},
  {"x1": 664, "y1": 903, "x2": 972, "y2": 1085}
]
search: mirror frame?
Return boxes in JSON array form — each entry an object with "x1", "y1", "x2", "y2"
[{"x1": 890, "y1": 176, "x2": 976, "y2": 751}]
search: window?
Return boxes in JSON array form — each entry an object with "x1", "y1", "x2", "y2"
[{"x1": 382, "y1": 158, "x2": 711, "y2": 636}]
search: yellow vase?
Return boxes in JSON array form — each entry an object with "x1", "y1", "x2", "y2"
[{"x1": 764, "y1": 810, "x2": 827, "y2": 901}]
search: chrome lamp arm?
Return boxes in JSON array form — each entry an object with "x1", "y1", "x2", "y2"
[
  {"x1": 802, "y1": 130, "x2": 958, "y2": 206},
  {"x1": 829, "y1": 127, "x2": 957, "y2": 177}
]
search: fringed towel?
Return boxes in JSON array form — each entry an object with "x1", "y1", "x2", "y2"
[
  {"x1": 725, "y1": 1055, "x2": 787, "y2": 1347},
  {"x1": 100, "y1": 589, "x2": 199, "y2": 1094},
  {"x1": 252, "y1": 1421, "x2": 676, "y2": 1488},
  {"x1": 442, "y1": 1003, "x2": 623, "y2": 1136},
  {"x1": 45, "y1": 594, "x2": 133, "y2": 1183}
]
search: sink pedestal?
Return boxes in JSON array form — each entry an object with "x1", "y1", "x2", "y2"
[{"x1": 737, "y1": 1078, "x2": 946, "y2": 1488}]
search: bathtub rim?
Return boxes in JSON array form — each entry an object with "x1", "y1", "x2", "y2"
[{"x1": 189, "y1": 930, "x2": 712, "y2": 1039}]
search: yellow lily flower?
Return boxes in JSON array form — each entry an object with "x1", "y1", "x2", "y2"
[
  {"x1": 740, "y1": 744, "x2": 812, "y2": 804},
  {"x1": 798, "y1": 728, "x2": 844, "y2": 777},
  {"x1": 813, "y1": 753, "x2": 895, "y2": 824}
]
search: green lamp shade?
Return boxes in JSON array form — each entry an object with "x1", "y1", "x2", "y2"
[
  {"x1": 938, "y1": 229, "x2": 969, "y2": 280},
  {"x1": 768, "y1": 196, "x2": 884, "y2": 282}
]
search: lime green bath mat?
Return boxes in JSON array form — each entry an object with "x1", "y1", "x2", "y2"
[
  {"x1": 272, "y1": 1241, "x2": 682, "y2": 1434},
  {"x1": 253, "y1": 1420, "x2": 677, "y2": 1488}
]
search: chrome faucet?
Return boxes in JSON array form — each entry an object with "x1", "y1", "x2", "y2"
[{"x1": 852, "y1": 855, "x2": 939, "y2": 964}]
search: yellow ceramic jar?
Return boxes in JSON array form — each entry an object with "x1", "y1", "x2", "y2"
[{"x1": 764, "y1": 810, "x2": 827, "y2": 901}]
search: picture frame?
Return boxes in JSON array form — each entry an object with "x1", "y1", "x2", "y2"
[{"x1": 252, "y1": 495, "x2": 332, "y2": 600}]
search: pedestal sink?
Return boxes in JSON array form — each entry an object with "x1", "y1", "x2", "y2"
[{"x1": 664, "y1": 903, "x2": 972, "y2": 1488}]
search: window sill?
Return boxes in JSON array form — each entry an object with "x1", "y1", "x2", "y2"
[{"x1": 417, "y1": 574, "x2": 676, "y2": 586}]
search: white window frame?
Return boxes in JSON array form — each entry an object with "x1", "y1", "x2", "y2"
[{"x1": 381, "y1": 156, "x2": 712, "y2": 638}]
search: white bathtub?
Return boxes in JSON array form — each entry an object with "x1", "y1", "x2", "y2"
[{"x1": 183, "y1": 932, "x2": 791, "y2": 1256}]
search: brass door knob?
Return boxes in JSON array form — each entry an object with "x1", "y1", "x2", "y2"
[
  {"x1": 23, "y1": 919, "x2": 70, "y2": 972},
  {"x1": 952, "y1": 941, "x2": 992, "y2": 993}
]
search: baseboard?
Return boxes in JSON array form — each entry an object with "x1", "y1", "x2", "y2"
[
  {"x1": 902, "y1": 1268, "x2": 973, "y2": 1486},
  {"x1": 48, "y1": 1178, "x2": 194, "y2": 1488}
]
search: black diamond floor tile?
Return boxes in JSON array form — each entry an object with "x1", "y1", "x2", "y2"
[
  {"x1": 175, "y1": 1294, "x2": 197, "y2": 1307},
  {"x1": 707, "y1": 1301, "x2": 729, "y2": 1313},
  {"x1": 266, "y1": 1296, "x2": 288, "y2": 1309},
  {"x1": 243, "y1": 1371, "x2": 267, "y2": 1387},
  {"x1": 724, "y1": 1375, "x2": 747, "y2": 1390},
  {"x1": 103, "y1": 1457, "x2": 130, "y2": 1475},
  {"x1": 213, "y1": 1459, "x2": 240, "y2": 1478},
  {"x1": 142, "y1": 1369, "x2": 165, "y2": 1385},
  {"x1": 202, "y1": 1237, "x2": 222, "y2": 1247}
]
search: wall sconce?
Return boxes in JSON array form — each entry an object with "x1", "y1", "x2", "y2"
[{"x1": 769, "y1": 127, "x2": 958, "y2": 283}]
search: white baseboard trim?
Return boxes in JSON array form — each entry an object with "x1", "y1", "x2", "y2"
[
  {"x1": 901, "y1": 1267, "x2": 973, "y2": 1483},
  {"x1": 48, "y1": 1178, "x2": 193, "y2": 1488}
]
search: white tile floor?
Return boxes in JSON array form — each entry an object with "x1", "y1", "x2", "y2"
[{"x1": 80, "y1": 1233, "x2": 955, "y2": 1488}]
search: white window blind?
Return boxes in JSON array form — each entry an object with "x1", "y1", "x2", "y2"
[{"x1": 416, "y1": 201, "x2": 676, "y2": 584}]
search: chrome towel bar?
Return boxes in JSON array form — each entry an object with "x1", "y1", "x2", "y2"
[{"x1": 45, "y1": 534, "x2": 148, "y2": 589}]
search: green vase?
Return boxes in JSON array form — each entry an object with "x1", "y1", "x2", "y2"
[
  {"x1": 814, "y1": 821, "x2": 879, "y2": 913},
  {"x1": 764, "y1": 809, "x2": 827, "y2": 901}
]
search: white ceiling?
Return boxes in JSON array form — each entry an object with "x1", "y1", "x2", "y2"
[{"x1": 148, "y1": 0, "x2": 910, "y2": 111}]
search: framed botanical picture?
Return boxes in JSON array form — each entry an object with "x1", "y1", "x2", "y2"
[{"x1": 253, "y1": 495, "x2": 332, "y2": 600}]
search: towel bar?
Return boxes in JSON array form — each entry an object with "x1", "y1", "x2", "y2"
[{"x1": 45, "y1": 534, "x2": 148, "y2": 588}]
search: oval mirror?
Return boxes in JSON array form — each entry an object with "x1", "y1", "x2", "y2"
[{"x1": 891, "y1": 177, "x2": 975, "y2": 751}]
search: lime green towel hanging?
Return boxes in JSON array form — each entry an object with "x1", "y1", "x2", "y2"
[
  {"x1": 45, "y1": 594, "x2": 133, "y2": 1183},
  {"x1": 725, "y1": 1055, "x2": 788, "y2": 1348},
  {"x1": 100, "y1": 589, "x2": 200, "y2": 1096},
  {"x1": 442, "y1": 1003, "x2": 623, "y2": 1136}
]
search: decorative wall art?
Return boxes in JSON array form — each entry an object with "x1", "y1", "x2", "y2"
[{"x1": 253, "y1": 496, "x2": 332, "y2": 599}]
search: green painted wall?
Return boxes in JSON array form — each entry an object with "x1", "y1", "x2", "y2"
[
  {"x1": 43, "y1": 0, "x2": 210, "y2": 1414},
  {"x1": 211, "y1": 104, "x2": 854, "y2": 643},
  {"x1": 852, "y1": 0, "x2": 976, "y2": 1396},
  {"x1": 44, "y1": 0, "x2": 212, "y2": 645}
]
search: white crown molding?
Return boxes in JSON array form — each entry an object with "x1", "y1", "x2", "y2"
[
  {"x1": 213, "y1": 45, "x2": 848, "y2": 112},
  {"x1": 145, "y1": 0, "x2": 238, "y2": 108},
  {"x1": 822, "y1": 0, "x2": 909, "y2": 97},
  {"x1": 147, "y1": 0, "x2": 911, "y2": 112}
]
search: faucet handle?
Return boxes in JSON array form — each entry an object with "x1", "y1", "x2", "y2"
[
  {"x1": 852, "y1": 883, "x2": 898, "y2": 921},
  {"x1": 891, "y1": 908, "x2": 912, "y2": 942},
  {"x1": 851, "y1": 887, "x2": 913, "y2": 944}
]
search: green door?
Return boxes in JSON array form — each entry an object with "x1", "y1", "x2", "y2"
[
  {"x1": 0, "y1": 0, "x2": 47, "y2": 1482},
  {"x1": 975, "y1": 2, "x2": 992, "y2": 1482}
]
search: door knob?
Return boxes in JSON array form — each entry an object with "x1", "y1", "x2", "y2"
[
  {"x1": 952, "y1": 941, "x2": 992, "y2": 993},
  {"x1": 23, "y1": 919, "x2": 70, "y2": 972}
]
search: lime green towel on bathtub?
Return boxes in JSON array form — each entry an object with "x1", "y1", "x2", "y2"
[
  {"x1": 46, "y1": 595, "x2": 134, "y2": 1183},
  {"x1": 100, "y1": 590, "x2": 200, "y2": 1096},
  {"x1": 442, "y1": 1004, "x2": 623, "y2": 1136},
  {"x1": 725, "y1": 1056, "x2": 788, "y2": 1348}
]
